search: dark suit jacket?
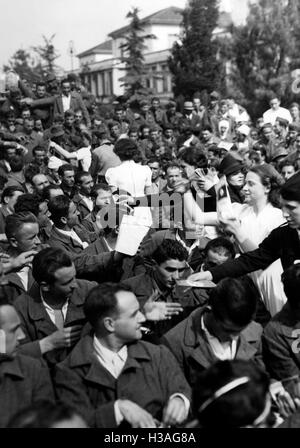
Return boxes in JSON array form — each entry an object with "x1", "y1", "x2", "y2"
[
  {"x1": 14, "y1": 279, "x2": 96, "y2": 367},
  {"x1": 48, "y1": 226, "x2": 122, "y2": 281},
  {"x1": 72, "y1": 193, "x2": 92, "y2": 221},
  {"x1": 53, "y1": 92, "x2": 91, "y2": 127},
  {"x1": 0, "y1": 354, "x2": 54, "y2": 428},
  {"x1": 162, "y1": 306, "x2": 264, "y2": 388},
  {"x1": 2, "y1": 268, "x2": 35, "y2": 305},
  {"x1": 54, "y1": 334, "x2": 191, "y2": 428},
  {"x1": 262, "y1": 303, "x2": 300, "y2": 380}
]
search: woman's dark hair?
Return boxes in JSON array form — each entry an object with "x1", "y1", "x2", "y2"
[
  {"x1": 248, "y1": 165, "x2": 283, "y2": 208},
  {"x1": 192, "y1": 360, "x2": 270, "y2": 427},
  {"x1": 113, "y1": 138, "x2": 138, "y2": 161},
  {"x1": 179, "y1": 146, "x2": 207, "y2": 168}
]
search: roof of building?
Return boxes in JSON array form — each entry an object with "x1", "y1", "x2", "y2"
[
  {"x1": 77, "y1": 40, "x2": 113, "y2": 58},
  {"x1": 109, "y1": 6, "x2": 183, "y2": 38}
]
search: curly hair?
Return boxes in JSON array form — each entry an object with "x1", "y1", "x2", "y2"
[
  {"x1": 113, "y1": 138, "x2": 138, "y2": 161},
  {"x1": 248, "y1": 165, "x2": 283, "y2": 208},
  {"x1": 152, "y1": 239, "x2": 188, "y2": 265}
]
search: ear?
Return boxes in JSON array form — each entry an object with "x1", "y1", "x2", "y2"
[
  {"x1": 61, "y1": 216, "x2": 67, "y2": 225},
  {"x1": 40, "y1": 281, "x2": 50, "y2": 292},
  {"x1": 103, "y1": 316, "x2": 115, "y2": 333},
  {"x1": 9, "y1": 237, "x2": 18, "y2": 248}
]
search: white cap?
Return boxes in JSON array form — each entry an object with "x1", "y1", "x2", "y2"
[{"x1": 237, "y1": 124, "x2": 250, "y2": 136}]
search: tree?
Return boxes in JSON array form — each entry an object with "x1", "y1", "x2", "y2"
[
  {"x1": 32, "y1": 34, "x2": 60, "y2": 75},
  {"x1": 168, "y1": 0, "x2": 222, "y2": 99},
  {"x1": 3, "y1": 49, "x2": 43, "y2": 83},
  {"x1": 119, "y1": 7, "x2": 156, "y2": 103},
  {"x1": 229, "y1": 0, "x2": 300, "y2": 119}
]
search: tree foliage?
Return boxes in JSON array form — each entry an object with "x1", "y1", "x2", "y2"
[
  {"x1": 119, "y1": 7, "x2": 156, "y2": 103},
  {"x1": 32, "y1": 34, "x2": 60, "y2": 75},
  {"x1": 168, "y1": 0, "x2": 222, "y2": 99},
  {"x1": 229, "y1": 0, "x2": 300, "y2": 119}
]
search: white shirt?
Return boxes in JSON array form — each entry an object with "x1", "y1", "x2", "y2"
[
  {"x1": 263, "y1": 107, "x2": 292, "y2": 126},
  {"x1": 93, "y1": 336, "x2": 190, "y2": 426},
  {"x1": 55, "y1": 227, "x2": 89, "y2": 249},
  {"x1": 16, "y1": 266, "x2": 30, "y2": 290},
  {"x1": 41, "y1": 290, "x2": 69, "y2": 325},
  {"x1": 62, "y1": 94, "x2": 71, "y2": 112},
  {"x1": 106, "y1": 160, "x2": 152, "y2": 197},
  {"x1": 201, "y1": 314, "x2": 238, "y2": 361}
]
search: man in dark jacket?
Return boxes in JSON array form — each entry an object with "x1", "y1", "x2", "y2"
[
  {"x1": 162, "y1": 277, "x2": 264, "y2": 388},
  {"x1": 54, "y1": 282, "x2": 191, "y2": 428},
  {"x1": 14, "y1": 248, "x2": 96, "y2": 369},
  {"x1": 0, "y1": 299, "x2": 54, "y2": 427}
]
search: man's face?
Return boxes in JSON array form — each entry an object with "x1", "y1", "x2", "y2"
[
  {"x1": 113, "y1": 291, "x2": 146, "y2": 343},
  {"x1": 35, "y1": 120, "x2": 43, "y2": 132},
  {"x1": 62, "y1": 170, "x2": 75, "y2": 187},
  {"x1": 204, "y1": 247, "x2": 231, "y2": 269},
  {"x1": 95, "y1": 189, "x2": 112, "y2": 209},
  {"x1": 274, "y1": 120, "x2": 283, "y2": 135},
  {"x1": 202, "y1": 130, "x2": 211, "y2": 141},
  {"x1": 79, "y1": 175, "x2": 94, "y2": 196},
  {"x1": 0, "y1": 305, "x2": 25, "y2": 357},
  {"x1": 155, "y1": 259, "x2": 187, "y2": 289},
  {"x1": 129, "y1": 131, "x2": 138, "y2": 141},
  {"x1": 164, "y1": 129, "x2": 173, "y2": 139},
  {"x1": 141, "y1": 127, "x2": 150, "y2": 138},
  {"x1": 166, "y1": 167, "x2": 182, "y2": 187},
  {"x1": 33, "y1": 174, "x2": 50, "y2": 193},
  {"x1": 290, "y1": 106, "x2": 299, "y2": 118},
  {"x1": 65, "y1": 115, "x2": 74, "y2": 127},
  {"x1": 62, "y1": 82, "x2": 71, "y2": 96},
  {"x1": 115, "y1": 110, "x2": 123, "y2": 120},
  {"x1": 34, "y1": 150, "x2": 46, "y2": 165},
  {"x1": 281, "y1": 165, "x2": 296, "y2": 181},
  {"x1": 209, "y1": 312, "x2": 247, "y2": 343},
  {"x1": 67, "y1": 201, "x2": 79, "y2": 228},
  {"x1": 141, "y1": 105, "x2": 149, "y2": 113},
  {"x1": 5, "y1": 190, "x2": 24, "y2": 213},
  {"x1": 111, "y1": 125, "x2": 120, "y2": 138},
  {"x1": 36, "y1": 85, "x2": 46, "y2": 98},
  {"x1": 152, "y1": 100, "x2": 160, "y2": 110},
  {"x1": 21, "y1": 110, "x2": 31, "y2": 121},
  {"x1": 270, "y1": 98, "x2": 280, "y2": 110},
  {"x1": 193, "y1": 98, "x2": 201, "y2": 109},
  {"x1": 262, "y1": 126, "x2": 273, "y2": 140},
  {"x1": 148, "y1": 162, "x2": 160, "y2": 181},
  {"x1": 282, "y1": 199, "x2": 300, "y2": 228},
  {"x1": 220, "y1": 103, "x2": 228, "y2": 114},
  {"x1": 23, "y1": 119, "x2": 34, "y2": 134},
  {"x1": 11, "y1": 222, "x2": 40, "y2": 253},
  {"x1": 289, "y1": 130, "x2": 298, "y2": 140},
  {"x1": 47, "y1": 264, "x2": 78, "y2": 302},
  {"x1": 74, "y1": 111, "x2": 83, "y2": 123},
  {"x1": 5, "y1": 148, "x2": 16, "y2": 161}
]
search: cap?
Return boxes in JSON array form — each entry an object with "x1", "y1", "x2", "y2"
[
  {"x1": 219, "y1": 154, "x2": 243, "y2": 177},
  {"x1": 271, "y1": 147, "x2": 288, "y2": 161},
  {"x1": 281, "y1": 171, "x2": 300, "y2": 202},
  {"x1": 183, "y1": 101, "x2": 194, "y2": 110},
  {"x1": 237, "y1": 124, "x2": 250, "y2": 136}
]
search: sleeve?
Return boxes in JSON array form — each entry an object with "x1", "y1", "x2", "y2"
[
  {"x1": 144, "y1": 166, "x2": 152, "y2": 188},
  {"x1": 32, "y1": 359, "x2": 55, "y2": 403},
  {"x1": 209, "y1": 226, "x2": 282, "y2": 283},
  {"x1": 105, "y1": 168, "x2": 118, "y2": 190}
]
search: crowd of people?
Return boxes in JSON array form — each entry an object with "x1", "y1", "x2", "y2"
[{"x1": 2, "y1": 71, "x2": 300, "y2": 428}]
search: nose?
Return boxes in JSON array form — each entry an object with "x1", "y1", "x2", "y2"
[
  {"x1": 138, "y1": 311, "x2": 146, "y2": 324},
  {"x1": 72, "y1": 279, "x2": 78, "y2": 290},
  {"x1": 172, "y1": 270, "x2": 180, "y2": 280},
  {"x1": 34, "y1": 235, "x2": 41, "y2": 246},
  {"x1": 282, "y1": 207, "x2": 289, "y2": 219},
  {"x1": 17, "y1": 328, "x2": 25, "y2": 341}
]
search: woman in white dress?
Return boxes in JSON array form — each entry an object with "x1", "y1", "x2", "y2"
[{"x1": 181, "y1": 165, "x2": 286, "y2": 315}]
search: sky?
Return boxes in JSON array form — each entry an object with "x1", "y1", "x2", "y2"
[{"x1": 0, "y1": 0, "x2": 249, "y2": 72}]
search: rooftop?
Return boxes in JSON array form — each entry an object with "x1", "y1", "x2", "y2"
[{"x1": 77, "y1": 40, "x2": 113, "y2": 58}]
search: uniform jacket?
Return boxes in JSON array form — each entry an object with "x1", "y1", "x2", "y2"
[
  {"x1": 14, "y1": 279, "x2": 96, "y2": 367},
  {"x1": 0, "y1": 354, "x2": 54, "y2": 428},
  {"x1": 54, "y1": 334, "x2": 191, "y2": 428},
  {"x1": 162, "y1": 306, "x2": 264, "y2": 388},
  {"x1": 262, "y1": 303, "x2": 300, "y2": 380},
  {"x1": 209, "y1": 223, "x2": 300, "y2": 283}
]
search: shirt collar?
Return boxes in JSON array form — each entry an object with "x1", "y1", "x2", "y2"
[
  {"x1": 40, "y1": 288, "x2": 69, "y2": 311},
  {"x1": 93, "y1": 336, "x2": 128, "y2": 362}
]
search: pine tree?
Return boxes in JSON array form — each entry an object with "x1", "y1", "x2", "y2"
[
  {"x1": 119, "y1": 7, "x2": 156, "y2": 102},
  {"x1": 168, "y1": 0, "x2": 222, "y2": 99},
  {"x1": 230, "y1": 0, "x2": 300, "y2": 119}
]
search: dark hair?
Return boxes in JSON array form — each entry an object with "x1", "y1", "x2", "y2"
[
  {"x1": 192, "y1": 360, "x2": 270, "y2": 427},
  {"x1": 42, "y1": 184, "x2": 63, "y2": 201},
  {"x1": 64, "y1": 109, "x2": 74, "y2": 118},
  {"x1": 84, "y1": 282, "x2": 133, "y2": 329},
  {"x1": 281, "y1": 264, "x2": 300, "y2": 310},
  {"x1": 61, "y1": 78, "x2": 70, "y2": 86},
  {"x1": 202, "y1": 125, "x2": 213, "y2": 133},
  {"x1": 7, "y1": 401, "x2": 86, "y2": 428},
  {"x1": 1, "y1": 186, "x2": 24, "y2": 204},
  {"x1": 58, "y1": 164, "x2": 75, "y2": 177},
  {"x1": 210, "y1": 277, "x2": 257, "y2": 327},
  {"x1": 36, "y1": 81, "x2": 46, "y2": 89},
  {"x1": 180, "y1": 146, "x2": 207, "y2": 168},
  {"x1": 152, "y1": 239, "x2": 188, "y2": 265},
  {"x1": 14, "y1": 194, "x2": 41, "y2": 217},
  {"x1": 248, "y1": 165, "x2": 283, "y2": 207},
  {"x1": 91, "y1": 183, "x2": 111, "y2": 200},
  {"x1": 113, "y1": 138, "x2": 138, "y2": 161},
  {"x1": 9, "y1": 155, "x2": 24, "y2": 172},
  {"x1": 147, "y1": 157, "x2": 161, "y2": 166},
  {"x1": 204, "y1": 237, "x2": 236, "y2": 259},
  {"x1": 32, "y1": 248, "x2": 72, "y2": 285},
  {"x1": 75, "y1": 171, "x2": 91, "y2": 185},
  {"x1": 48, "y1": 195, "x2": 71, "y2": 227},
  {"x1": 165, "y1": 161, "x2": 181, "y2": 173},
  {"x1": 5, "y1": 212, "x2": 38, "y2": 239}
]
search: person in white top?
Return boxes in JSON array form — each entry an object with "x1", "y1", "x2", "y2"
[{"x1": 263, "y1": 97, "x2": 292, "y2": 126}]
